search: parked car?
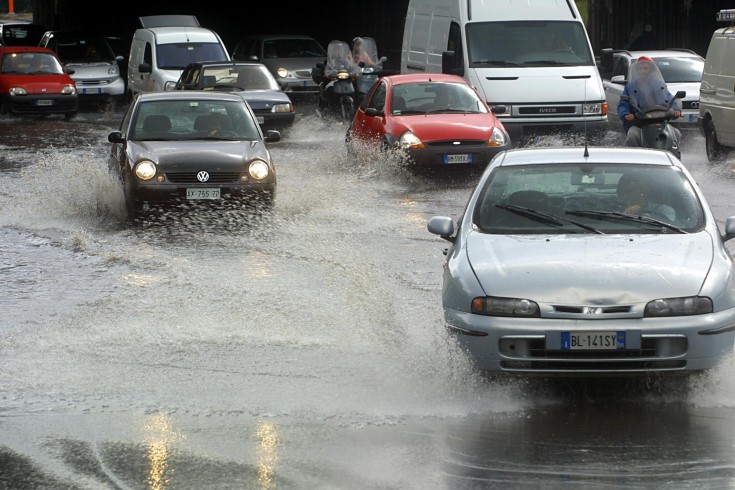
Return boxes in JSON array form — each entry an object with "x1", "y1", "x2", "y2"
[
  {"x1": 427, "y1": 146, "x2": 735, "y2": 378},
  {"x1": 0, "y1": 22, "x2": 46, "y2": 47},
  {"x1": 698, "y1": 8, "x2": 735, "y2": 163},
  {"x1": 599, "y1": 48, "x2": 704, "y2": 132},
  {"x1": 0, "y1": 46, "x2": 78, "y2": 119},
  {"x1": 107, "y1": 91, "x2": 280, "y2": 219},
  {"x1": 38, "y1": 30, "x2": 125, "y2": 106},
  {"x1": 346, "y1": 73, "x2": 510, "y2": 169},
  {"x1": 170, "y1": 61, "x2": 295, "y2": 132},
  {"x1": 231, "y1": 34, "x2": 327, "y2": 100}
]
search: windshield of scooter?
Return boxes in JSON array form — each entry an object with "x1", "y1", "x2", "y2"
[
  {"x1": 326, "y1": 40, "x2": 358, "y2": 76},
  {"x1": 353, "y1": 36, "x2": 381, "y2": 68},
  {"x1": 626, "y1": 59, "x2": 675, "y2": 112}
]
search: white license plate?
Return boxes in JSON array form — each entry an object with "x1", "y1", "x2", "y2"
[
  {"x1": 186, "y1": 188, "x2": 220, "y2": 200},
  {"x1": 257, "y1": 116, "x2": 265, "y2": 124},
  {"x1": 36, "y1": 100, "x2": 53, "y2": 106},
  {"x1": 444, "y1": 153, "x2": 472, "y2": 164},
  {"x1": 561, "y1": 331, "x2": 625, "y2": 350},
  {"x1": 82, "y1": 88, "x2": 101, "y2": 94}
]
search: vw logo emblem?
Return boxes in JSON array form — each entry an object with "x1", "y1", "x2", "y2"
[
  {"x1": 197, "y1": 171, "x2": 210, "y2": 182},
  {"x1": 690, "y1": 101, "x2": 699, "y2": 109}
]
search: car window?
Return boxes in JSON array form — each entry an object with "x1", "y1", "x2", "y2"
[
  {"x1": 612, "y1": 55, "x2": 629, "y2": 78},
  {"x1": 473, "y1": 164, "x2": 704, "y2": 234},
  {"x1": 130, "y1": 99, "x2": 261, "y2": 141},
  {"x1": 367, "y1": 81, "x2": 386, "y2": 111},
  {"x1": 55, "y1": 37, "x2": 117, "y2": 63},
  {"x1": 262, "y1": 39, "x2": 326, "y2": 59},
  {"x1": 1, "y1": 52, "x2": 64, "y2": 75}
]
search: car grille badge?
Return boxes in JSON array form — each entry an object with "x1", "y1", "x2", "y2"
[
  {"x1": 582, "y1": 306, "x2": 603, "y2": 315},
  {"x1": 197, "y1": 171, "x2": 210, "y2": 182}
]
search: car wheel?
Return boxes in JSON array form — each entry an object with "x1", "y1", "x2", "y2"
[
  {"x1": 705, "y1": 120, "x2": 727, "y2": 163},
  {"x1": 122, "y1": 171, "x2": 142, "y2": 220},
  {"x1": 64, "y1": 112, "x2": 77, "y2": 121}
]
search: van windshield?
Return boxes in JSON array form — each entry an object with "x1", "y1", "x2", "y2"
[
  {"x1": 156, "y1": 42, "x2": 229, "y2": 70},
  {"x1": 466, "y1": 21, "x2": 594, "y2": 67}
]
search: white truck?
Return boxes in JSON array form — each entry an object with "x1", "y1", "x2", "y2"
[{"x1": 401, "y1": 0, "x2": 608, "y2": 142}]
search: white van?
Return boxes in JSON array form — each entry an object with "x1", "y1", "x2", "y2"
[
  {"x1": 127, "y1": 15, "x2": 230, "y2": 99},
  {"x1": 698, "y1": 9, "x2": 735, "y2": 162},
  {"x1": 401, "y1": 0, "x2": 607, "y2": 141}
]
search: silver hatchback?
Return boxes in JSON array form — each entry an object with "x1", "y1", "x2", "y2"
[{"x1": 428, "y1": 146, "x2": 735, "y2": 378}]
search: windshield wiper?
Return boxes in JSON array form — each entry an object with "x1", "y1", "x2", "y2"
[
  {"x1": 394, "y1": 109, "x2": 428, "y2": 115},
  {"x1": 566, "y1": 210, "x2": 687, "y2": 234},
  {"x1": 522, "y1": 60, "x2": 568, "y2": 66},
  {"x1": 496, "y1": 204, "x2": 604, "y2": 233}
]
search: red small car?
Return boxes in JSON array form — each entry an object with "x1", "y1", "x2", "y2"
[
  {"x1": 346, "y1": 73, "x2": 511, "y2": 168},
  {"x1": 0, "y1": 46, "x2": 78, "y2": 119}
]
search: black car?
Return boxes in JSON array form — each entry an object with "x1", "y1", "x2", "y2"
[
  {"x1": 170, "y1": 61, "x2": 295, "y2": 132},
  {"x1": 0, "y1": 22, "x2": 47, "y2": 46},
  {"x1": 107, "y1": 91, "x2": 280, "y2": 219}
]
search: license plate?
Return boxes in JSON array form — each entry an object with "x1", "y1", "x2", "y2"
[
  {"x1": 81, "y1": 88, "x2": 100, "y2": 94},
  {"x1": 561, "y1": 331, "x2": 625, "y2": 350},
  {"x1": 444, "y1": 153, "x2": 472, "y2": 164},
  {"x1": 186, "y1": 188, "x2": 220, "y2": 200},
  {"x1": 257, "y1": 116, "x2": 265, "y2": 124},
  {"x1": 36, "y1": 99, "x2": 53, "y2": 106}
]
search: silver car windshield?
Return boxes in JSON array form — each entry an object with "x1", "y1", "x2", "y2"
[
  {"x1": 131, "y1": 99, "x2": 261, "y2": 141},
  {"x1": 473, "y1": 164, "x2": 705, "y2": 234}
]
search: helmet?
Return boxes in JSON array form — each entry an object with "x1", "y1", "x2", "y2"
[
  {"x1": 637, "y1": 56, "x2": 654, "y2": 63},
  {"x1": 352, "y1": 37, "x2": 363, "y2": 46}
]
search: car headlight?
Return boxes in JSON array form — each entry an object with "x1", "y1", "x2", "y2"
[
  {"x1": 9, "y1": 87, "x2": 27, "y2": 95},
  {"x1": 248, "y1": 159, "x2": 270, "y2": 180},
  {"x1": 276, "y1": 67, "x2": 288, "y2": 79},
  {"x1": 488, "y1": 126, "x2": 508, "y2": 147},
  {"x1": 644, "y1": 296, "x2": 712, "y2": 317},
  {"x1": 399, "y1": 131, "x2": 424, "y2": 149},
  {"x1": 61, "y1": 85, "x2": 76, "y2": 95},
  {"x1": 108, "y1": 64, "x2": 120, "y2": 76},
  {"x1": 471, "y1": 296, "x2": 540, "y2": 317},
  {"x1": 134, "y1": 160, "x2": 157, "y2": 180},
  {"x1": 271, "y1": 103, "x2": 293, "y2": 113},
  {"x1": 583, "y1": 102, "x2": 606, "y2": 115}
]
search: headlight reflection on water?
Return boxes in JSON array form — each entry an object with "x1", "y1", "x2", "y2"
[
  {"x1": 143, "y1": 413, "x2": 183, "y2": 490},
  {"x1": 256, "y1": 420, "x2": 279, "y2": 489}
]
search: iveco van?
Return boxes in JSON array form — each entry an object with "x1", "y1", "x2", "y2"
[
  {"x1": 698, "y1": 9, "x2": 735, "y2": 162},
  {"x1": 127, "y1": 15, "x2": 230, "y2": 99},
  {"x1": 401, "y1": 0, "x2": 607, "y2": 141}
]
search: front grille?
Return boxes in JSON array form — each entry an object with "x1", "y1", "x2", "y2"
[
  {"x1": 76, "y1": 80, "x2": 112, "y2": 86},
  {"x1": 165, "y1": 172, "x2": 241, "y2": 184},
  {"x1": 425, "y1": 140, "x2": 486, "y2": 147},
  {"x1": 519, "y1": 106, "x2": 576, "y2": 115},
  {"x1": 681, "y1": 100, "x2": 699, "y2": 110}
]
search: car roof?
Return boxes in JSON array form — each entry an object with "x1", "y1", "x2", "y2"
[
  {"x1": 383, "y1": 73, "x2": 470, "y2": 85},
  {"x1": 0, "y1": 45, "x2": 58, "y2": 55},
  {"x1": 238, "y1": 34, "x2": 319, "y2": 41},
  {"x1": 616, "y1": 49, "x2": 704, "y2": 60},
  {"x1": 41, "y1": 30, "x2": 107, "y2": 39},
  {"x1": 493, "y1": 147, "x2": 679, "y2": 167},
  {"x1": 135, "y1": 91, "x2": 247, "y2": 103},
  {"x1": 186, "y1": 61, "x2": 264, "y2": 68}
]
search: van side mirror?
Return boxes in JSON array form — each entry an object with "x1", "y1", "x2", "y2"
[
  {"x1": 675, "y1": 90, "x2": 686, "y2": 99},
  {"x1": 441, "y1": 51, "x2": 463, "y2": 77},
  {"x1": 599, "y1": 48, "x2": 614, "y2": 77},
  {"x1": 138, "y1": 63, "x2": 152, "y2": 74}
]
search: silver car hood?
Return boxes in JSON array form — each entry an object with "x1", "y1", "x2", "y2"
[{"x1": 466, "y1": 232, "x2": 714, "y2": 303}]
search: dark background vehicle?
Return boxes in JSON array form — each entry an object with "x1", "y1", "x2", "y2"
[
  {"x1": 0, "y1": 22, "x2": 46, "y2": 46},
  {"x1": 171, "y1": 60, "x2": 295, "y2": 132}
]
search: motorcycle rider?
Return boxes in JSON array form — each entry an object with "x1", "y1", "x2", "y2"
[
  {"x1": 317, "y1": 40, "x2": 358, "y2": 120},
  {"x1": 352, "y1": 37, "x2": 376, "y2": 67},
  {"x1": 618, "y1": 56, "x2": 682, "y2": 147}
]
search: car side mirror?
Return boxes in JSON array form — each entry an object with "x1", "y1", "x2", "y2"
[
  {"x1": 724, "y1": 216, "x2": 735, "y2": 242},
  {"x1": 138, "y1": 63, "x2": 152, "y2": 74},
  {"x1": 611, "y1": 75, "x2": 626, "y2": 84},
  {"x1": 264, "y1": 130, "x2": 281, "y2": 143},
  {"x1": 675, "y1": 90, "x2": 686, "y2": 99},
  {"x1": 365, "y1": 107, "x2": 383, "y2": 117},
  {"x1": 65, "y1": 67, "x2": 75, "y2": 75},
  {"x1": 108, "y1": 131, "x2": 125, "y2": 144},
  {"x1": 491, "y1": 105, "x2": 507, "y2": 115},
  {"x1": 163, "y1": 81, "x2": 176, "y2": 91}
]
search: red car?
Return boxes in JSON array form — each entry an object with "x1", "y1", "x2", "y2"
[
  {"x1": 0, "y1": 46, "x2": 78, "y2": 119},
  {"x1": 346, "y1": 73, "x2": 511, "y2": 168}
]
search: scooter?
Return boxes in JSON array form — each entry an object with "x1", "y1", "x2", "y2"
[
  {"x1": 623, "y1": 90, "x2": 686, "y2": 159},
  {"x1": 312, "y1": 40, "x2": 359, "y2": 122}
]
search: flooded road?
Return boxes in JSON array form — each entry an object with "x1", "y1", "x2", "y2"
[{"x1": 2, "y1": 108, "x2": 735, "y2": 489}]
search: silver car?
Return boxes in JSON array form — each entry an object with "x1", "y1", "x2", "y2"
[{"x1": 428, "y1": 146, "x2": 735, "y2": 377}]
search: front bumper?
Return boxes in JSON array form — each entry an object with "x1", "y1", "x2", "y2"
[
  {"x1": 2, "y1": 93, "x2": 78, "y2": 115},
  {"x1": 444, "y1": 307, "x2": 735, "y2": 376},
  {"x1": 404, "y1": 141, "x2": 511, "y2": 168}
]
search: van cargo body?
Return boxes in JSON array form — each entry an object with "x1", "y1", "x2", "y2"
[{"x1": 401, "y1": 0, "x2": 608, "y2": 140}]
